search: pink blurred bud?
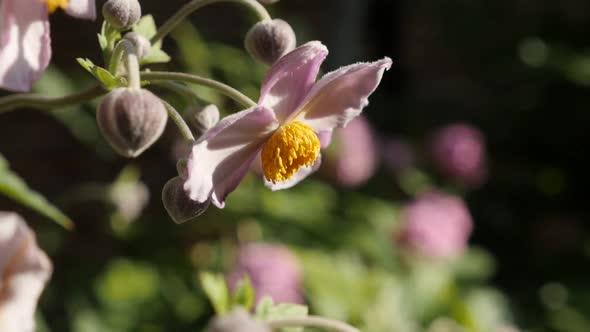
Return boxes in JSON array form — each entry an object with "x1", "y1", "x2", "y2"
[
  {"x1": 0, "y1": 212, "x2": 52, "y2": 332},
  {"x1": 227, "y1": 244, "x2": 303, "y2": 304},
  {"x1": 397, "y1": 192, "x2": 473, "y2": 259},
  {"x1": 381, "y1": 137, "x2": 416, "y2": 173},
  {"x1": 430, "y1": 123, "x2": 487, "y2": 187},
  {"x1": 322, "y1": 116, "x2": 378, "y2": 188}
]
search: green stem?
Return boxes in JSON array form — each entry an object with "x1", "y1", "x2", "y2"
[
  {"x1": 0, "y1": 72, "x2": 255, "y2": 113},
  {"x1": 267, "y1": 316, "x2": 361, "y2": 332},
  {"x1": 150, "y1": 0, "x2": 271, "y2": 45},
  {"x1": 0, "y1": 84, "x2": 106, "y2": 113},
  {"x1": 109, "y1": 40, "x2": 132, "y2": 74},
  {"x1": 141, "y1": 71, "x2": 257, "y2": 108},
  {"x1": 160, "y1": 99, "x2": 196, "y2": 142}
]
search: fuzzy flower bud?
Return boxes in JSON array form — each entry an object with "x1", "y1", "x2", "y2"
[
  {"x1": 186, "y1": 104, "x2": 220, "y2": 134},
  {"x1": 162, "y1": 177, "x2": 210, "y2": 224},
  {"x1": 205, "y1": 308, "x2": 270, "y2": 332},
  {"x1": 102, "y1": 0, "x2": 142, "y2": 30},
  {"x1": 397, "y1": 191, "x2": 473, "y2": 260},
  {"x1": 123, "y1": 32, "x2": 151, "y2": 59},
  {"x1": 97, "y1": 88, "x2": 168, "y2": 158},
  {"x1": 227, "y1": 244, "x2": 303, "y2": 304},
  {"x1": 430, "y1": 123, "x2": 488, "y2": 187},
  {"x1": 245, "y1": 19, "x2": 296, "y2": 66}
]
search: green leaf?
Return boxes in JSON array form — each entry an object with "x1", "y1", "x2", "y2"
[
  {"x1": 231, "y1": 275, "x2": 255, "y2": 311},
  {"x1": 141, "y1": 48, "x2": 171, "y2": 65},
  {"x1": 93, "y1": 66, "x2": 127, "y2": 90},
  {"x1": 255, "y1": 297, "x2": 308, "y2": 332},
  {"x1": 199, "y1": 272, "x2": 230, "y2": 314},
  {"x1": 133, "y1": 15, "x2": 171, "y2": 65},
  {"x1": 0, "y1": 154, "x2": 73, "y2": 229},
  {"x1": 76, "y1": 58, "x2": 127, "y2": 90},
  {"x1": 132, "y1": 15, "x2": 158, "y2": 44},
  {"x1": 76, "y1": 58, "x2": 95, "y2": 74}
]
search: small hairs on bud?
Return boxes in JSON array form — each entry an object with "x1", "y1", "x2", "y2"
[
  {"x1": 245, "y1": 19, "x2": 296, "y2": 66},
  {"x1": 97, "y1": 88, "x2": 168, "y2": 158},
  {"x1": 123, "y1": 32, "x2": 152, "y2": 59},
  {"x1": 102, "y1": 0, "x2": 142, "y2": 30},
  {"x1": 162, "y1": 177, "x2": 210, "y2": 224}
]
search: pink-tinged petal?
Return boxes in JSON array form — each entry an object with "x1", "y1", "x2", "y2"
[
  {"x1": 0, "y1": 0, "x2": 51, "y2": 92},
  {"x1": 65, "y1": 0, "x2": 97, "y2": 20},
  {"x1": 184, "y1": 106, "x2": 279, "y2": 208},
  {"x1": 292, "y1": 57, "x2": 392, "y2": 131},
  {"x1": 264, "y1": 154, "x2": 322, "y2": 191},
  {"x1": 316, "y1": 130, "x2": 333, "y2": 149},
  {"x1": 0, "y1": 212, "x2": 52, "y2": 332},
  {"x1": 258, "y1": 41, "x2": 328, "y2": 123}
]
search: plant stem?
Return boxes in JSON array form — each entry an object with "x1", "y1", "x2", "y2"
[
  {"x1": 150, "y1": 0, "x2": 271, "y2": 45},
  {"x1": 267, "y1": 316, "x2": 362, "y2": 332},
  {"x1": 160, "y1": 99, "x2": 196, "y2": 142},
  {"x1": 0, "y1": 85, "x2": 106, "y2": 113},
  {"x1": 141, "y1": 71, "x2": 257, "y2": 108},
  {"x1": 0, "y1": 72, "x2": 255, "y2": 113}
]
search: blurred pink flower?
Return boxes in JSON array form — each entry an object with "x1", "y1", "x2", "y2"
[
  {"x1": 227, "y1": 243, "x2": 303, "y2": 304},
  {"x1": 0, "y1": 0, "x2": 96, "y2": 92},
  {"x1": 322, "y1": 116, "x2": 378, "y2": 188},
  {"x1": 182, "y1": 41, "x2": 391, "y2": 208},
  {"x1": 381, "y1": 137, "x2": 416, "y2": 173},
  {"x1": 397, "y1": 192, "x2": 473, "y2": 259},
  {"x1": 0, "y1": 212, "x2": 52, "y2": 332},
  {"x1": 430, "y1": 123, "x2": 487, "y2": 187}
]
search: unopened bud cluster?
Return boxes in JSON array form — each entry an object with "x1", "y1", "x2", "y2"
[
  {"x1": 245, "y1": 19, "x2": 296, "y2": 65},
  {"x1": 102, "y1": 0, "x2": 142, "y2": 29}
]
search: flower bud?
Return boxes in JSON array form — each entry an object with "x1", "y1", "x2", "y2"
[
  {"x1": 245, "y1": 19, "x2": 296, "y2": 66},
  {"x1": 227, "y1": 243, "x2": 303, "y2": 304},
  {"x1": 162, "y1": 177, "x2": 210, "y2": 224},
  {"x1": 205, "y1": 308, "x2": 270, "y2": 332},
  {"x1": 186, "y1": 104, "x2": 220, "y2": 134},
  {"x1": 97, "y1": 88, "x2": 168, "y2": 158},
  {"x1": 397, "y1": 191, "x2": 473, "y2": 260},
  {"x1": 102, "y1": 0, "x2": 141, "y2": 30},
  {"x1": 123, "y1": 32, "x2": 151, "y2": 59}
]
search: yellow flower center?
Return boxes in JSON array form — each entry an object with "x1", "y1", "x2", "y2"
[
  {"x1": 261, "y1": 121, "x2": 321, "y2": 183},
  {"x1": 40, "y1": 0, "x2": 69, "y2": 14}
]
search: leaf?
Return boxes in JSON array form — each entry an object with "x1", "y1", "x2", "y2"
[
  {"x1": 132, "y1": 15, "x2": 158, "y2": 44},
  {"x1": 231, "y1": 274, "x2": 255, "y2": 311},
  {"x1": 133, "y1": 15, "x2": 171, "y2": 65},
  {"x1": 93, "y1": 67, "x2": 127, "y2": 90},
  {"x1": 76, "y1": 58, "x2": 95, "y2": 74},
  {"x1": 0, "y1": 154, "x2": 73, "y2": 229},
  {"x1": 255, "y1": 297, "x2": 309, "y2": 332},
  {"x1": 141, "y1": 48, "x2": 171, "y2": 65},
  {"x1": 76, "y1": 58, "x2": 127, "y2": 90},
  {"x1": 199, "y1": 272, "x2": 230, "y2": 314}
]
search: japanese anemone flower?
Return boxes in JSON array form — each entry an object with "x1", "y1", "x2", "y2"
[
  {"x1": 0, "y1": 212, "x2": 52, "y2": 332},
  {"x1": 183, "y1": 41, "x2": 392, "y2": 208},
  {"x1": 0, "y1": 0, "x2": 96, "y2": 92}
]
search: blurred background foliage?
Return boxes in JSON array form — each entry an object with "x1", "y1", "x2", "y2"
[{"x1": 1, "y1": 0, "x2": 590, "y2": 331}]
